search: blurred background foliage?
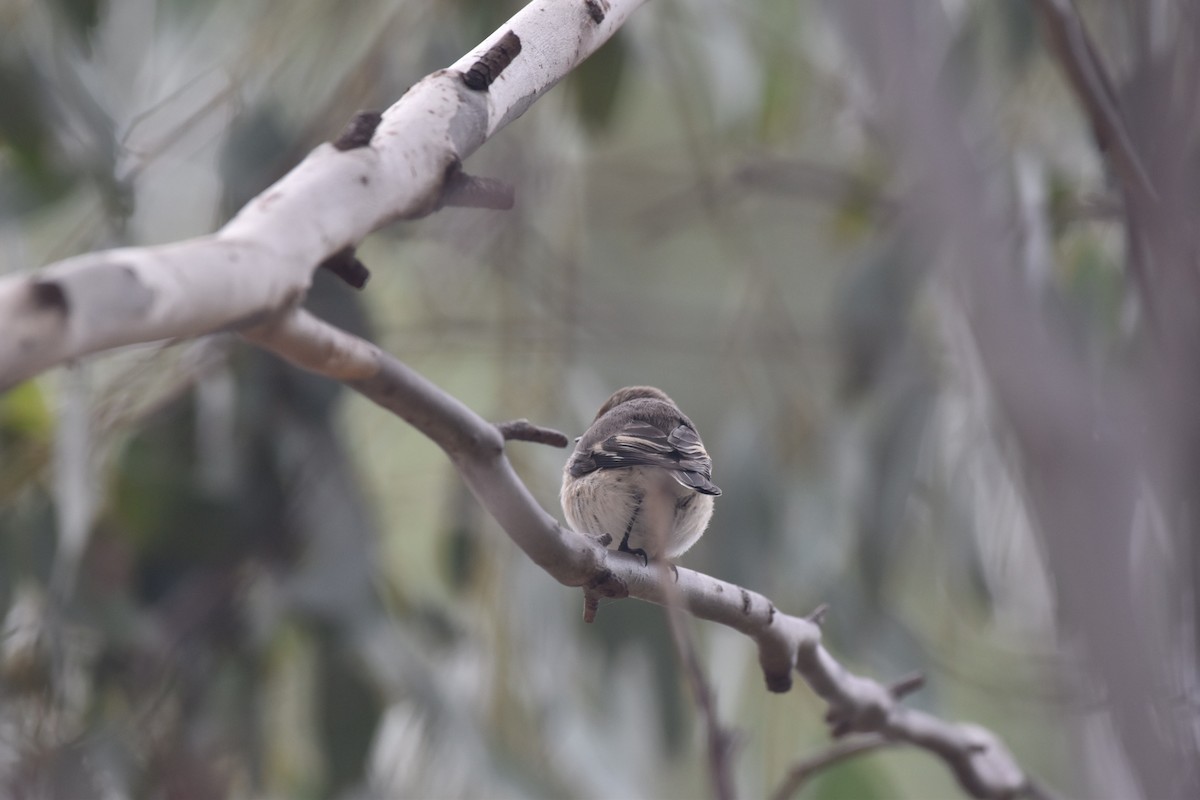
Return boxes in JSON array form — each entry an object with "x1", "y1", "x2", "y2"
[{"x1": 0, "y1": 0, "x2": 1134, "y2": 797}]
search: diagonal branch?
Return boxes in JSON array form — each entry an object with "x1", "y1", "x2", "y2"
[
  {"x1": 1032, "y1": 0, "x2": 1156, "y2": 203},
  {"x1": 0, "y1": 0, "x2": 648, "y2": 392}
]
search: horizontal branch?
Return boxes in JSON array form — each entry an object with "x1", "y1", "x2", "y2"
[
  {"x1": 0, "y1": 0, "x2": 647, "y2": 392},
  {"x1": 246, "y1": 307, "x2": 1034, "y2": 800}
]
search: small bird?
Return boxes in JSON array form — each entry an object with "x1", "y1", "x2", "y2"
[{"x1": 561, "y1": 386, "x2": 721, "y2": 564}]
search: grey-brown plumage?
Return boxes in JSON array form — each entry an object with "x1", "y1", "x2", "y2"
[{"x1": 561, "y1": 386, "x2": 720, "y2": 563}]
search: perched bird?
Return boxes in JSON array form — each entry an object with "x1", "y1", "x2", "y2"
[{"x1": 561, "y1": 386, "x2": 721, "y2": 564}]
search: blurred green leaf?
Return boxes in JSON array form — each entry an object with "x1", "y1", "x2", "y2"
[
  {"x1": 49, "y1": 0, "x2": 105, "y2": 43},
  {"x1": 0, "y1": 54, "x2": 79, "y2": 214},
  {"x1": 0, "y1": 381, "x2": 53, "y2": 442},
  {"x1": 1061, "y1": 235, "x2": 1125, "y2": 340},
  {"x1": 317, "y1": 632, "x2": 382, "y2": 796},
  {"x1": 0, "y1": 382, "x2": 53, "y2": 503},
  {"x1": 808, "y1": 753, "x2": 891, "y2": 800},
  {"x1": 756, "y1": 0, "x2": 803, "y2": 143},
  {"x1": 999, "y1": 0, "x2": 1037, "y2": 68}
]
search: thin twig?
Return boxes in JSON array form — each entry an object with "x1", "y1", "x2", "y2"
[
  {"x1": 769, "y1": 734, "x2": 893, "y2": 800},
  {"x1": 660, "y1": 561, "x2": 739, "y2": 800},
  {"x1": 888, "y1": 671, "x2": 926, "y2": 700},
  {"x1": 1032, "y1": 0, "x2": 1157, "y2": 203}
]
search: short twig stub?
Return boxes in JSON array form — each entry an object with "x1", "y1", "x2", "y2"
[
  {"x1": 888, "y1": 672, "x2": 926, "y2": 700},
  {"x1": 443, "y1": 171, "x2": 516, "y2": 210},
  {"x1": 318, "y1": 246, "x2": 370, "y2": 289},
  {"x1": 496, "y1": 419, "x2": 569, "y2": 447},
  {"x1": 332, "y1": 110, "x2": 383, "y2": 151},
  {"x1": 462, "y1": 30, "x2": 522, "y2": 90}
]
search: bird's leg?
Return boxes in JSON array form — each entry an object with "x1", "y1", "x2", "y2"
[{"x1": 618, "y1": 494, "x2": 649, "y2": 566}]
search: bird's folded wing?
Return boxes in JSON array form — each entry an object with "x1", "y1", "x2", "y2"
[{"x1": 584, "y1": 421, "x2": 722, "y2": 495}]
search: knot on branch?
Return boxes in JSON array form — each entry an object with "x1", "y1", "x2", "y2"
[
  {"x1": 582, "y1": 567, "x2": 628, "y2": 623},
  {"x1": 825, "y1": 677, "x2": 893, "y2": 738},
  {"x1": 586, "y1": 568, "x2": 628, "y2": 600},
  {"x1": 951, "y1": 724, "x2": 1029, "y2": 799}
]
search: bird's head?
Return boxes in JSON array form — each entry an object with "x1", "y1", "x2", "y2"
[{"x1": 592, "y1": 385, "x2": 674, "y2": 421}]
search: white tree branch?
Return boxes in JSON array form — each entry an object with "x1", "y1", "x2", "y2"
[{"x1": 0, "y1": 0, "x2": 645, "y2": 392}]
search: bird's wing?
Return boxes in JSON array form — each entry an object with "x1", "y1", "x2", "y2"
[{"x1": 576, "y1": 421, "x2": 722, "y2": 496}]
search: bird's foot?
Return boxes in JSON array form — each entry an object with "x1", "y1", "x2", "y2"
[{"x1": 617, "y1": 539, "x2": 649, "y2": 567}]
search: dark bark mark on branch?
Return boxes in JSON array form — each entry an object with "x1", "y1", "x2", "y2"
[
  {"x1": 496, "y1": 418, "x2": 569, "y2": 447},
  {"x1": 584, "y1": 0, "x2": 608, "y2": 24},
  {"x1": 30, "y1": 281, "x2": 68, "y2": 314},
  {"x1": 332, "y1": 110, "x2": 383, "y2": 151},
  {"x1": 318, "y1": 246, "x2": 370, "y2": 289},
  {"x1": 767, "y1": 603, "x2": 776, "y2": 625},
  {"x1": 586, "y1": 568, "x2": 628, "y2": 599},
  {"x1": 740, "y1": 587, "x2": 751, "y2": 615},
  {"x1": 462, "y1": 30, "x2": 522, "y2": 91}
]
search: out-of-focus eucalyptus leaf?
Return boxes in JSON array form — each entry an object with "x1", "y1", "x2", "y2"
[
  {"x1": 834, "y1": 250, "x2": 916, "y2": 401},
  {"x1": 0, "y1": 55, "x2": 79, "y2": 215},
  {"x1": 568, "y1": 32, "x2": 629, "y2": 134},
  {"x1": 1060, "y1": 236, "x2": 1125, "y2": 342},
  {"x1": 317, "y1": 628, "x2": 383, "y2": 797},
  {"x1": 808, "y1": 752, "x2": 893, "y2": 800},
  {"x1": 586, "y1": 597, "x2": 688, "y2": 753},
  {"x1": 756, "y1": 0, "x2": 803, "y2": 143},
  {"x1": 999, "y1": 0, "x2": 1037, "y2": 68},
  {"x1": 219, "y1": 104, "x2": 296, "y2": 213},
  {"x1": 452, "y1": 0, "x2": 523, "y2": 42},
  {"x1": 442, "y1": 480, "x2": 485, "y2": 591},
  {"x1": 0, "y1": 382, "x2": 53, "y2": 505},
  {"x1": 0, "y1": 381, "x2": 52, "y2": 442},
  {"x1": 49, "y1": 0, "x2": 105, "y2": 44}
]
